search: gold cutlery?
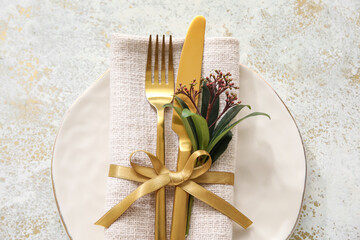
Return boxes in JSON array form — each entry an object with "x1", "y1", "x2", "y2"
[
  {"x1": 170, "y1": 16, "x2": 206, "y2": 240},
  {"x1": 145, "y1": 34, "x2": 174, "y2": 240}
]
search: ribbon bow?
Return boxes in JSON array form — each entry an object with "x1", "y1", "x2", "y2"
[{"x1": 95, "y1": 150, "x2": 252, "y2": 229}]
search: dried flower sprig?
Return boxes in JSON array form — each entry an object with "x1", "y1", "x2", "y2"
[
  {"x1": 169, "y1": 69, "x2": 269, "y2": 161},
  {"x1": 175, "y1": 80, "x2": 201, "y2": 115},
  {"x1": 207, "y1": 91, "x2": 241, "y2": 128},
  {"x1": 202, "y1": 70, "x2": 239, "y2": 122},
  {"x1": 175, "y1": 70, "x2": 247, "y2": 131}
]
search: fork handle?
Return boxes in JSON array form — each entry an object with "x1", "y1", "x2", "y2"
[{"x1": 155, "y1": 108, "x2": 166, "y2": 240}]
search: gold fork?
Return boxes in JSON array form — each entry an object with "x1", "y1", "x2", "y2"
[{"x1": 145, "y1": 34, "x2": 174, "y2": 240}]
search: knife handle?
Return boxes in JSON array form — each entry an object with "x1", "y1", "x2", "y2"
[
  {"x1": 170, "y1": 187, "x2": 189, "y2": 240},
  {"x1": 155, "y1": 108, "x2": 166, "y2": 240},
  {"x1": 170, "y1": 142, "x2": 191, "y2": 240}
]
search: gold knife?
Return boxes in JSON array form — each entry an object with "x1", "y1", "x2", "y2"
[{"x1": 170, "y1": 16, "x2": 206, "y2": 240}]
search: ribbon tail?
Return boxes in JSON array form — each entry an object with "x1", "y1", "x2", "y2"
[
  {"x1": 95, "y1": 174, "x2": 170, "y2": 228},
  {"x1": 194, "y1": 172, "x2": 234, "y2": 185},
  {"x1": 180, "y1": 181, "x2": 253, "y2": 229}
]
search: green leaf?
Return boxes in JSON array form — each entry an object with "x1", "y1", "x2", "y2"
[
  {"x1": 209, "y1": 131, "x2": 232, "y2": 163},
  {"x1": 182, "y1": 109, "x2": 210, "y2": 150},
  {"x1": 174, "y1": 96, "x2": 199, "y2": 147},
  {"x1": 208, "y1": 96, "x2": 219, "y2": 136},
  {"x1": 165, "y1": 103, "x2": 198, "y2": 150},
  {"x1": 164, "y1": 103, "x2": 182, "y2": 117},
  {"x1": 200, "y1": 83, "x2": 209, "y2": 118},
  {"x1": 200, "y1": 83, "x2": 219, "y2": 136},
  {"x1": 207, "y1": 112, "x2": 270, "y2": 152},
  {"x1": 174, "y1": 95, "x2": 189, "y2": 110},
  {"x1": 212, "y1": 105, "x2": 251, "y2": 140},
  {"x1": 182, "y1": 118, "x2": 198, "y2": 151}
]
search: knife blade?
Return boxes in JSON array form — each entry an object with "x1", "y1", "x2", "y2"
[{"x1": 170, "y1": 16, "x2": 206, "y2": 240}]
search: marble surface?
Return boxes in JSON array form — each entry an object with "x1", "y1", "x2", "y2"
[{"x1": 0, "y1": 0, "x2": 359, "y2": 239}]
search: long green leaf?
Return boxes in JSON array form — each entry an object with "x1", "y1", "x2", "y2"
[
  {"x1": 212, "y1": 105, "x2": 251, "y2": 140},
  {"x1": 164, "y1": 103, "x2": 182, "y2": 117},
  {"x1": 174, "y1": 96, "x2": 199, "y2": 147},
  {"x1": 174, "y1": 95, "x2": 189, "y2": 109},
  {"x1": 165, "y1": 103, "x2": 198, "y2": 150},
  {"x1": 209, "y1": 131, "x2": 232, "y2": 163},
  {"x1": 182, "y1": 109, "x2": 210, "y2": 150},
  {"x1": 208, "y1": 95, "x2": 219, "y2": 136},
  {"x1": 200, "y1": 83, "x2": 209, "y2": 118},
  {"x1": 200, "y1": 83, "x2": 219, "y2": 136},
  {"x1": 207, "y1": 112, "x2": 270, "y2": 152},
  {"x1": 182, "y1": 118, "x2": 198, "y2": 151}
]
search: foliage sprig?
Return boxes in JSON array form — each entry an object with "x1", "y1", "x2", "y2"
[{"x1": 166, "y1": 70, "x2": 270, "y2": 236}]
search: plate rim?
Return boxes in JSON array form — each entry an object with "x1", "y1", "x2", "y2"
[
  {"x1": 239, "y1": 64, "x2": 307, "y2": 240},
  {"x1": 51, "y1": 66, "x2": 307, "y2": 240},
  {"x1": 51, "y1": 70, "x2": 110, "y2": 240}
]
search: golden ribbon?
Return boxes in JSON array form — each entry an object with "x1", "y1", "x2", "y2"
[{"x1": 95, "y1": 150, "x2": 252, "y2": 230}]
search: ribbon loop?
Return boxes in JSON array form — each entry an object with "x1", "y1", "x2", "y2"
[{"x1": 95, "y1": 149, "x2": 252, "y2": 230}]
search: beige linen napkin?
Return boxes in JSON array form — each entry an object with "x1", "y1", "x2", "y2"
[{"x1": 105, "y1": 34, "x2": 239, "y2": 239}]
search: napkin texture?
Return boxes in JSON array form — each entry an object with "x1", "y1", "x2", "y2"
[{"x1": 105, "y1": 34, "x2": 239, "y2": 240}]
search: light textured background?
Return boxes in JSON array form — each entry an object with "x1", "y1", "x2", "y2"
[{"x1": 0, "y1": 0, "x2": 359, "y2": 239}]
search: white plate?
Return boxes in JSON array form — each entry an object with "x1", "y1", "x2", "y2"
[{"x1": 52, "y1": 65, "x2": 306, "y2": 240}]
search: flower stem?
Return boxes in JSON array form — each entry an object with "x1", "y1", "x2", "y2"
[
  {"x1": 189, "y1": 97, "x2": 201, "y2": 115},
  {"x1": 206, "y1": 96, "x2": 216, "y2": 122},
  {"x1": 185, "y1": 195, "x2": 194, "y2": 237},
  {"x1": 208, "y1": 105, "x2": 229, "y2": 129}
]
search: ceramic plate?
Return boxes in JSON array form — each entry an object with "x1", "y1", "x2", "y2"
[{"x1": 52, "y1": 65, "x2": 306, "y2": 240}]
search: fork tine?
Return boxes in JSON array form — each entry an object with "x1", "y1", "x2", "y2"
[
  {"x1": 154, "y1": 35, "x2": 159, "y2": 85},
  {"x1": 168, "y1": 35, "x2": 174, "y2": 89},
  {"x1": 145, "y1": 35, "x2": 152, "y2": 88},
  {"x1": 161, "y1": 35, "x2": 166, "y2": 85}
]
